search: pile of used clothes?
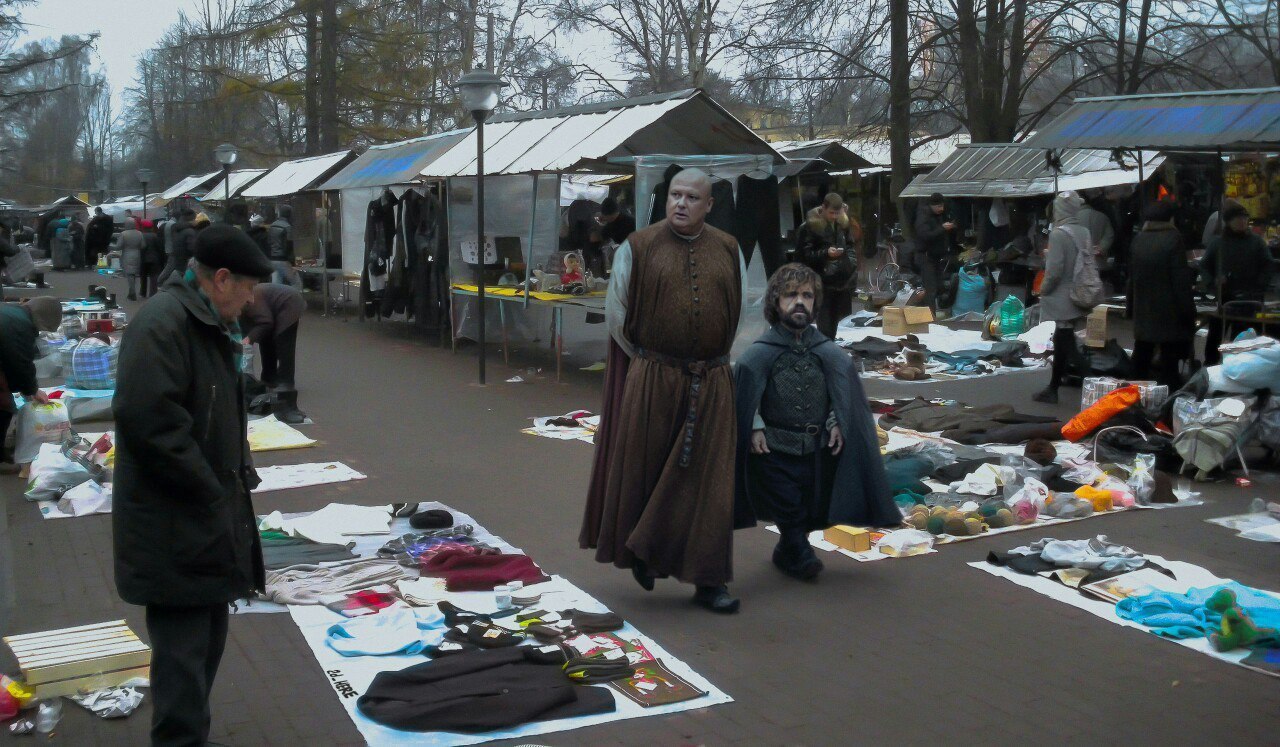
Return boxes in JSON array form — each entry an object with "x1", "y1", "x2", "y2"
[
  {"x1": 842, "y1": 331, "x2": 1035, "y2": 381},
  {"x1": 877, "y1": 395, "x2": 1183, "y2": 539}
]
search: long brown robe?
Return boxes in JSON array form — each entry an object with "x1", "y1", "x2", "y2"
[{"x1": 580, "y1": 220, "x2": 742, "y2": 586}]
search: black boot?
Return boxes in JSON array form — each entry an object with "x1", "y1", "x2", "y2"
[
  {"x1": 1031, "y1": 386, "x2": 1059, "y2": 404},
  {"x1": 772, "y1": 527, "x2": 823, "y2": 581},
  {"x1": 693, "y1": 585, "x2": 740, "y2": 614},
  {"x1": 630, "y1": 557, "x2": 655, "y2": 592},
  {"x1": 272, "y1": 388, "x2": 307, "y2": 424}
]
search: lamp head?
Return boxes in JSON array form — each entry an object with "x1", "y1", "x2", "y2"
[
  {"x1": 214, "y1": 143, "x2": 239, "y2": 166},
  {"x1": 455, "y1": 68, "x2": 508, "y2": 118}
]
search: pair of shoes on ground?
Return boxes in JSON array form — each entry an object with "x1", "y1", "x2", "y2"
[{"x1": 631, "y1": 558, "x2": 740, "y2": 614}]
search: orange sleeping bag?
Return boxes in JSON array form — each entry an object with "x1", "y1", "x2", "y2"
[{"x1": 1061, "y1": 385, "x2": 1141, "y2": 442}]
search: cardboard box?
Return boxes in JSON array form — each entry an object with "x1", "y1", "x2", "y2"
[
  {"x1": 4, "y1": 620, "x2": 151, "y2": 698},
  {"x1": 1084, "y1": 306, "x2": 1108, "y2": 348},
  {"x1": 883, "y1": 306, "x2": 933, "y2": 336},
  {"x1": 823, "y1": 525, "x2": 872, "y2": 553}
]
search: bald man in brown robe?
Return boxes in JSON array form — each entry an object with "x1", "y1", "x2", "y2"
[{"x1": 580, "y1": 168, "x2": 747, "y2": 613}]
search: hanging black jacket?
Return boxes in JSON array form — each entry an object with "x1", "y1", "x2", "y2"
[
  {"x1": 112, "y1": 275, "x2": 263, "y2": 606},
  {"x1": 357, "y1": 647, "x2": 615, "y2": 733}
]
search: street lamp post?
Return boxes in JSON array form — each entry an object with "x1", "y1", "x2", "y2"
[
  {"x1": 136, "y1": 168, "x2": 153, "y2": 222},
  {"x1": 455, "y1": 68, "x2": 508, "y2": 385},
  {"x1": 214, "y1": 143, "x2": 239, "y2": 218}
]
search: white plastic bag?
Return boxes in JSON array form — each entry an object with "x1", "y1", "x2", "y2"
[
  {"x1": 13, "y1": 401, "x2": 70, "y2": 464},
  {"x1": 57, "y1": 481, "x2": 112, "y2": 516},
  {"x1": 878, "y1": 529, "x2": 935, "y2": 556},
  {"x1": 24, "y1": 443, "x2": 93, "y2": 502},
  {"x1": 1127, "y1": 454, "x2": 1156, "y2": 505},
  {"x1": 1005, "y1": 476, "x2": 1050, "y2": 511}
]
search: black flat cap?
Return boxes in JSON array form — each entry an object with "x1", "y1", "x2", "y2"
[{"x1": 194, "y1": 223, "x2": 273, "y2": 278}]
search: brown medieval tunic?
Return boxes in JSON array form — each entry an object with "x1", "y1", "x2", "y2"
[{"x1": 579, "y1": 219, "x2": 743, "y2": 586}]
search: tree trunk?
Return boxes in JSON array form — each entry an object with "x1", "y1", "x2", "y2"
[
  {"x1": 319, "y1": 0, "x2": 339, "y2": 150},
  {"x1": 1125, "y1": 0, "x2": 1155, "y2": 94},
  {"x1": 889, "y1": 0, "x2": 912, "y2": 239},
  {"x1": 304, "y1": 1, "x2": 319, "y2": 154},
  {"x1": 1116, "y1": 0, "x2": 1128, "y2": 94}
]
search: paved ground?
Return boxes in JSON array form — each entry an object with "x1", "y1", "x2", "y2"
[{"x1": 3, "y1": 269, "x2": 1279, "y2": 745}]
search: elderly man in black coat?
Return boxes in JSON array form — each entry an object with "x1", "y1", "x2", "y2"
[
  {"x1": 113, "y1": 224, "x2": 272, "y2": 746},
  {"x1": 734, "y1": 263, "x2": 898, "y2": 580}
]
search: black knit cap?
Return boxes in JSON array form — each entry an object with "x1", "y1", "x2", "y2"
[
  {"x1": 194, "y1": 223, "x2": 273, "y2": 278},
  {"x1": 929, "y1": 192, "x2": 946, "y2": 206}
]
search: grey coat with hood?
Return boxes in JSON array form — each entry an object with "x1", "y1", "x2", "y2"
[{"x1": 1039, "y1": 192, "x2": 1091, "y2": 323}]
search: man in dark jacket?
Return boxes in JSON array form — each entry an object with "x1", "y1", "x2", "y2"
[
  {"x1": 1201, "y1": 199, "x2": 1274, "y2": 364},
  {"x1": 242, "y1": 283, "x2": 307, "y2": 423},
  {"x1": 113, "y1": 224, "x2": 271, "y2": 746},
  {"x1": 267, "y1": 205, "x2": 300, "y2": 289},
  {"x1": 86, "y1": 207, "x2": 114, "y2": 267},
  {"x1": 734, "y1": 264, "x2": 897, "y2": 579},
  {"x1": 158, "y1": 209, "x2": 198, "y2": 286},
  {"x1": 0, "y1": 297, "x2": 60, "y2": 463},
  {"x1": 1129, "y1": 201, "x2": 1195, "y2": 387},
  {"x1": 913, "y1": 192, "x2": 956, "y2": 309},
  {"x1": 794, "y1": 193, "x2": 856, "y2": 337}
]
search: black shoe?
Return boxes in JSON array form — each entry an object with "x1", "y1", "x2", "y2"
[
  {"x1": 630, "y1": 558, "x2": 655, "y2": 592},
  {"x1": 1031, "y1": 387, "x2": 1059, "y2": 404},
  {"x1": 693, "y1": 585, "x2": 740, "y2": 614},
  {"x1": 391, "y1": 502, "x2": 419, "y2": 518},
  {"x1": 772, "y1": 541, "x2": 823, "y2": 581}
]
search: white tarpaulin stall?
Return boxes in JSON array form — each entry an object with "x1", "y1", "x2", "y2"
[
  {"x1": 900, "y1": 143, "x2": 1167, "y2": 199},
  {"x1": 200, "y1": 169, "x2": 269, "y2": 203},
  {"x1": 159, "y1": 171, "x2": 222, "y2": 201},
  {"x1": 241, "y1": 151, "x2": 355, "y2": 199}
]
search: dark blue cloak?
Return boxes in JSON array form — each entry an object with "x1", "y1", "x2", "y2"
[{"x1": 733, "y1": 325, "x2": 899, "y2": 530}]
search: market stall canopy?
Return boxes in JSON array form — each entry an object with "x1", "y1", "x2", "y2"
[
  {"x1": 316, "y1": 131, "x2": 469, "y2": 191},
  {"x1": 847, "y1": 133, "x2": 971, "y2": 168},
  {"x1": 160, "y1": 171, "x2": 222, "y2": 200},
  {"x1": 900, "y1": 144, "x2": 1165, "y2": 198},
  {"x1": 200, "y1": 169, "x2": 269, "y2": 202},
  {"x1": 1025, "y1": 87, "x2": 1280, "y2": 152},
  {"x1": 419, "y1": 89, "x2": 781, "y2": 178},
  {"x1": 33, "y1": 195, "x2": 90, "y2": 213},
  {"x1": 90, "y1": 196, "x2": 167, "y2": 222},
  {"x1": 241, "y1": 150, "x2": 355, "y2": 198},
  {"x1": 771, "y1": 139, "x2": 873, "y2": 178}
]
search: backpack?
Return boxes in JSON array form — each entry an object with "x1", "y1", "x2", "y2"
[{"x1": 1068, "y1": 230, "x2": 1104, "y2": 310}]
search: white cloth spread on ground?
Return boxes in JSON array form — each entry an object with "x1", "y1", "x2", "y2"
[
  {"x1": 260, "y1": 503, "x2": 392, "y2": 545},
  {"x1": 252, "y1": 462, "x2": 366, "y2": 492},
  {"x1": 970, "y1": 556, "x2": 1280, "y2": 679},
  {"x1": 248, "y1": 414, "x2": 318, "y2": 452}
]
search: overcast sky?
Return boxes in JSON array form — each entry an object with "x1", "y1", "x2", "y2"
[{"x1": 18, "y1": 0, "x2": 198, "y2": 107}]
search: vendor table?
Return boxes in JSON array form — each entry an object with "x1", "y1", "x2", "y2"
[{"x1": 449, "y1": 284, "x2": 606, "y2": 383}]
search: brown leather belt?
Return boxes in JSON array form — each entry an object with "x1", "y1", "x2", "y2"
[{"x1": 635, "y1": 348, "x2": 729, "y2": 467}]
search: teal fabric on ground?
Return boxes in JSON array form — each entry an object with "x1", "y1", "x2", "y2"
[
  {"x1": 1116, "y1": 582, "x2": 1280, "y2": 645},
  {"x1": 883, "y1": 455, "x2": 934, "y2": 496}
]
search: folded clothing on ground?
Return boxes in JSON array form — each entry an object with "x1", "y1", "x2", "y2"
[
  {"x1": 420, "y1": 549, "x2": 550, "y2": 592},
  {"x1": 263, "y1": 557, "x2": 414, "y2": 605},
  {"x1": 1008, "y1": 535, "x2": 1145, "y2": 573},
  {"x1": 261, "y1": 537, "x2": 356, "y2": 571},
  {"x1": 1117, "y1": 582, "x2": 1280, "y2": 646},
  {"x1": 356, "y1": 646, "x2": 616, "y2": 733},
  {"x1": 325, "y1": 606, "x2": 447, "y2": 657}
]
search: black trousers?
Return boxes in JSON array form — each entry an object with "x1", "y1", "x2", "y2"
[
  {"x1": 0, "y1": 409, "x2": 13, "y2": 461},
  {"x1": 1048, "y1": 325, "x2": 1078, "y2": 390},
  {"x1": 817, "y1": 290, "x2": 852, "y2": 339},
  {"x1": 1132, "y1": 339, "x2": 1192, "y2": 388},
  {"x1": 259, "y1": 322, "x2": 299, "y2": 388},
  {"x1": 757, "y1": 450, "x2": 821, "y2": 535},
  {"x1": 140, "y1": 262, "x2": 163, "y2": 297},
  {"x1": 146, "y1": 603, "x2": 229, "y2": 747}
]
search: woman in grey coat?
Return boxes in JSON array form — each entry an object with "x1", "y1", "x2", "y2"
[
  {"x1": 112, "y1": 217, "x2": 145, "y2": 300},
  {"x1": 1033, "y1": 191, "x2": 1091, "y2": 404}
]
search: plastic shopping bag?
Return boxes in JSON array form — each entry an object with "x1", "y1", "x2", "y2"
[
  {"x1": 24, "y1": 443, "x2": 93, "y2": 502},
  {"x1": 13, "y1": 401, "x2": 70, "y2": 464}
]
